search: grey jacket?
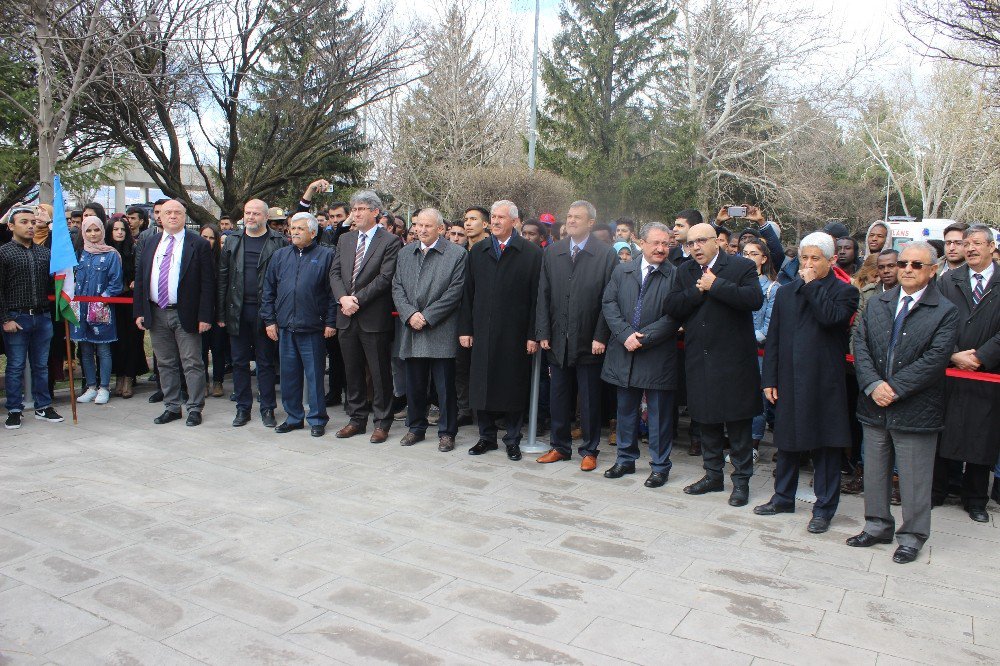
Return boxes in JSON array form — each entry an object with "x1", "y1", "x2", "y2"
[
  {"x1": 392, "y1": 239, "x2": 467, "y2": 359},
  {"x1": 853, "y1": 285, "x2": 959, "y2": 432}
]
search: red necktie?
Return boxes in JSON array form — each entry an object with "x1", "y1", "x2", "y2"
[{"x1": 499, "y1": 242, "x2": 506, "y2": 253}]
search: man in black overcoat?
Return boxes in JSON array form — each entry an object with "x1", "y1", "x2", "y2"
[
  {"x1": 934, "y1": 224, "x2": 1000, "y2": 522},
  {"x1": 753, "y1": 232, "x2": 859, "y2": 533},
  {"x1": 664, "y1": 222, "x2": 763, "y2": 507},
  {"x1": 460, "y1": 200, "x2": 543, "y2": 461}
]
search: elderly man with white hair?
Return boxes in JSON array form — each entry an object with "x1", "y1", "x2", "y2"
[
  {"x1": 260, "y1": 212, "x2": 338, "y2": 437},
  {"x1": 753, "y1": 231, "x2": 859, "y2": 533}
]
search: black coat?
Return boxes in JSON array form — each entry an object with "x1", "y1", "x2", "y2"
[
  {"x1": 664, "y1": 251, "x2": 764, "y2": 423},
  {"x1": 459, "y1": 233, "x2": 542, "y2": 412},
  {"x1": 133, "y1": 230, "x2": 215, "y2": 334},
  {"x1": 216, "y1": 229, "x2": 288, "y2": 335},
  {"x1": 937, "y1": 263, "x2": 1000, "y2": 464},
  {"x1": 601, "y1": 258, "x2": 680, "y2": 391},
  {"x1": 763, "y1": 272, "x2": 859, "y2": 450},
  {"x1": 853, "y1": 285, "x2": 958, "y2": 434},
  {"x1": 536, "y1": 236, "x2": 617, "y2": 367}
]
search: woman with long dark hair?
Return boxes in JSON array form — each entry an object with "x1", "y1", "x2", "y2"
[
  {"x1": 199, "y1": 224, "x2": 228, "y2": 397},
  {"x1": 106, "y1": 217, "x2": 148, "y2": 397}
]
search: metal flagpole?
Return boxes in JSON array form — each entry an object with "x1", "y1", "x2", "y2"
[{"x1": 524, "y1": 0, "x2": 546, "y2": 454}]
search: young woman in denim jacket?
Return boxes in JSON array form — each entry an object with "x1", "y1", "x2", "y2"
[
  {"x1": 71, "y1": 217, "x2": 123, "y2": 405},
  {"x1": 744, "y1": 239, "x2": 779, "y2": 453}
]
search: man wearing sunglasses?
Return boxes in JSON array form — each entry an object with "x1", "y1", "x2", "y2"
[
  {"x1": 934, "y1": 224, "x2": 1000, "y2": 522},
  {"x1": 665, "y1": 222, "x2": 764, "y2": 507},
  {"x1": 849, "y1": 242, "x2": 958, "y2": 563}
]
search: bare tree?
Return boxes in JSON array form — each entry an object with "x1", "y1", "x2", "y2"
[
  {"x1": 861, "y1": 60, "x2": 1000, "y2": 221},
  {"x1": 80, "y1": 0, "x2": 416, "y2": 224},
  {"x1": 372, "y1": 0, "x2": 528, "y2": 216},
  {"x1": 903, "y1": 0, "x2": 1000, "y2": 75},
  {"x1": 661, "y1": 0, "x2": 878, "y2": 208},
  {"x1": 0, "y1": 0, "x2": 165, "y2": 203}
]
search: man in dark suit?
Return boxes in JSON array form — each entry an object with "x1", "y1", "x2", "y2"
[
  {"x1": 460, "y1": 200, "x2": 543, "y2": 461},
  {"x1": 329, "y1": 190, "x2": 402, "y2": 443},
  {"x1": 665, "y1": 222, "x2": 764, "y2": 506},
  {"x1": 601, "y1": 222, "x2": 681, "y2": 487},
  {"x1": 535, "y1": 200, "x2": 617, "y2": 471},
  {"x1": 134, "y1": 199, "x2": 215, "y2": 426},
  {"x1": 934, "y1": 224, "x2": 1000, "y2": 522}
]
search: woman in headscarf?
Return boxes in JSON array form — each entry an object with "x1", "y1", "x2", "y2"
[
  {"x1": 106, "y1": 216, "x2": 148, "y2": 397},
  {"x1": 71, "y1": 216, "x2": 123, "y2": 405}
]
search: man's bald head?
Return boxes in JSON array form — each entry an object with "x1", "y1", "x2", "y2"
[
  {"x1": 244, "y1": 199, "x2": 268, "y2": 233},
  {"x1": 685, "y1": 223, "x2": 720, "y2": 266}
]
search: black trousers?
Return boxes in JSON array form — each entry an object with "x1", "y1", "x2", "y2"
[
  {"x1": 455, "y1": 345, "x2": 472, "y2": 418},
  {"x1": 477, "y1": 410, "x2": 524, "y2": 447},
  {"x1": 339, "y1": 323, "x2": 394, "y2": 430},
  {"x1": 325, "y1": 335, "x2": 345, "y2": 402},
  {"x1": 932, "y1": 455, "x2": 990, "y2": 511},
  {"x1": 405, "y1": 357, "x2": 456, "y2": 437},
  {"x1": 701, "y1": 418, "x2": 754, "y2": 486},
  {"x1": 549, "y1": 362, "x2": 602, "y2": 457},
  {"x1": 772, "y1": 448, "x2": 843, "y2": 520},
  {"x1": 229, "y1": 303, "x2": 277, "y2": 412}
]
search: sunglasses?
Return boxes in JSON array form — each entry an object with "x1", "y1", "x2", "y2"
[{"x1": 895, "y1": 260, "x2": 929, "y2": 270}]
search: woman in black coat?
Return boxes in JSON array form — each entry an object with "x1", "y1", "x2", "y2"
[{"x1": 106, "y1": 217, "x2": 148, "y2": 397}]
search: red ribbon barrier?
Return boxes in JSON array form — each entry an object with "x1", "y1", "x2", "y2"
[{"x1": 48, "y1": 294, "x2": 134, "y2": 304}]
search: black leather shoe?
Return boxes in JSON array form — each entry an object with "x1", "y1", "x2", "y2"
[
  {"x1": 845, "y1": 531, "x2": 893, "y2": 548},
  {"x1": 153, "y1": 409, "x2": 181, "y2": 424},
  {"x1": 468, "y1": 440, "x2": 498, "y2": 455},
  {"x1": 185, "y1": 412, "x2": 202, "y2": 427},
  {"x1": 232, "y1": 409, "x2": 251, "y2": 427},
  {"x1": 728, "y1": 485, "x2": 749, "y2": 507},
  {"x1": 753, "y1": 501, "x2": 795, "y2": 516},
  {"x1": 324, "y1": 392, "x2": 341, "y2": 407},
  {"x1": 644, "y1": 471, "x2": 668, "y2": 488},
  {"x1": 148, "y1": 390, "x2": 164, "y2": 403},
  {"x1": 311, "y1": 425, "x2": 325, "y2": 437},
  {"x1": 683, "y1": 476, "x2": 724, "y2": 495},
  {"x1": 604, "y1": 462, "x2": 636, "y2": 479},
  {"x1": 506, "y1": 445, "x2": 522, "y2": 461},
  {"x1": 807, "y1": 516, "x2": 831, "y2": 534},
  {"x1": 275, "y1": 421, "x2": 304, "y2": 434},
  {"x1": 261, "y1": 409, "x2": 276, "y2": 428},
  {"x1": 892, "y1": 545, "x2": 920, "y2": 564},
  {"x1": 455, "y1": 414, "x2": 474, "y2": 427},
  {"x1": 968, "y1": 508, "x2": 990, "y2": 523}
]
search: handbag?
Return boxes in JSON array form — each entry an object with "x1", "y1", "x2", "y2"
[{"x1": 86, "y1": 301, "x2": 111, "y2": 325}]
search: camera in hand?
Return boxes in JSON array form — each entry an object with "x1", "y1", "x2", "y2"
[{"x1": 727, "y1": 206, "x2": 748, "y2": 218}]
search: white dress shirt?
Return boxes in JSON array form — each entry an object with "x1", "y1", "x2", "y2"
[
  {"x1": 895, "y1": 285, "x2": 927, "y2": 317},
  {"x1": 970, "y1": 263, "x2": 995, "y2": 293},
  {"x1": 150, "y1": 230, "x2": 185, "y2": 306},
  {"x1": 356, "y1": 225, "x2": 378, "y2": 261},
  {"x1": 640, "y1": 257, "x2": 660, "y2": 277}
]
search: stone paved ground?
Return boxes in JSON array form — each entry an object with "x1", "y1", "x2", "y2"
[{"x1": 2, "y1": 382, "x2": 1000, "y2": 665}]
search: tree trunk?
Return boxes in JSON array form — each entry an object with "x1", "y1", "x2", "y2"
[{"x1": 33, "y1": 0, "x2": 55, "y2": 205}]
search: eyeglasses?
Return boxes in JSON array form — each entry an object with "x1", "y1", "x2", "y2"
[
  {"x1": 964, "y1": 240, "x2": 991, "y2": 249},
  {"x1": 351, "y1": 206, "x2": 372, "y2": 213},
  {"x1": 895, "y1": 260, "x2": 928, "y2": 270},
  {"x1": 683, "y1": 236, "x2": 714, "y2": 249},
  {"x1": 944, "y1": 240, "x2": 964, "y2": 246}
]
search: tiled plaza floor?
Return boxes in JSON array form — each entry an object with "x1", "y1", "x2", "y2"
[{"x1": 2, "y1": 380, "x2": 1000, "y2": 664}]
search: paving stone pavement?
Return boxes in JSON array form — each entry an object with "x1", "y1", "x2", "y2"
[{"x1": 2, "y1": 382, "x2": 1000, "y2": 664}]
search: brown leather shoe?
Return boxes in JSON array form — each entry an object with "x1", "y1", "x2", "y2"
[
  {"x1": 336, "y1": 423, "x2": 365, "y2": 438},
  {"x1": 370, "y1": 428, "x2": 389, "y2": 444},
  {"x1": 688, "y1": 440, "x2": 702, "y2": 456},
  {"x1": 399, "y1": 432, "x2": 424, "y2": 446},
  {"x1": 580, "y1": 455, "x2": 597, "y2": 472},
  {"x1": 438, "y1": 436, "x2": 455, "y2": 452},
  {"x1": 536, "y1": 449, "x2": 569, "y2": 464},
  {"x1": 211, "y1": 381, "x2": 224, "y2": 398},
  {"x1": 120, "y1": 376, "x2": 134, "y2": 399}
]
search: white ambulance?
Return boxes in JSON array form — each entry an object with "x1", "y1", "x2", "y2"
[{"x1": 886, "y1": 217, "x2": 1000, "y2": 251}]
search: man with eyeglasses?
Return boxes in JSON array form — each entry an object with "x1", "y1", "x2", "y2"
[
  {"x1": 848, "y1": 242, "x2": 957, "y2": 563},
  {"x1": 934, "y1": 224, "x2": 1000, "y2": 522},
  {"x1": 329, "y1": 190, "x2": 402, "y2": 443},
  {"x1": 665, "y1": 222, "x2": 764, "y2": 507},
  {"x1": 938, "y1": 222, "x2": 969, "y2": 276}
]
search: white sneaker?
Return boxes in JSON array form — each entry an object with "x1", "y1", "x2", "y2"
[
  {"x1": 77, "y1": 388, "x2": 98, "y2": 403},
  {"x1": 95, "y1": 388, "x2": 110, "y2": 404}
]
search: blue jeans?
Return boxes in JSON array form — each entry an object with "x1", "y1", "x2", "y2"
[
  {"x1": 79, "y1": 341, "x2": 112, "y2": 389},
  {"x1": 278, "y1": 329, "x2": 328, "y2": 426},
  {"x1": 3, "y1": 312, "x2": 53, "y2": 412}
]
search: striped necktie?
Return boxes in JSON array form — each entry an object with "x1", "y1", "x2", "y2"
[
  {"x1": 352, "y1": 233, "x2": 366, "y2": 290},
  {"x1": 973, "y1": 273, "x2": 985, "y2": 307},
  {"x1": 157, "y1": 234, "x2": 175, "y2": 309}
]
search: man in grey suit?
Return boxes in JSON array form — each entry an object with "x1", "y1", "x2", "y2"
[
  {"x1": 849, "y1": 241, "x2": 958, "y2": 564},
  {"x1": 329, "y1": 190, "x2": 403, "y2": 443},
  {"x1": 391, "y1": 208, "x2": 467, "y2": 452}
]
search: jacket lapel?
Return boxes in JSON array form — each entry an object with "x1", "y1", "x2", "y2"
[
  {"x1": 951, "y1": 266, "x2": 976, "y2": 311},
  {"x1": 179, "y1": 230, "x2": 195, "y2": 281},
  {"x1": 356, "y1": 228, "x2": 383, "y2": 277}
]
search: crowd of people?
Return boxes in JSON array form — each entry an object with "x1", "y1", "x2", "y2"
[{"x1": 1, "y1": 184, "x2": 999, "y2": 565}]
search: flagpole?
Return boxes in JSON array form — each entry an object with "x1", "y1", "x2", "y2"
[{"x1": 64, "y1": 321, "x2": 77, "y2": 424}]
